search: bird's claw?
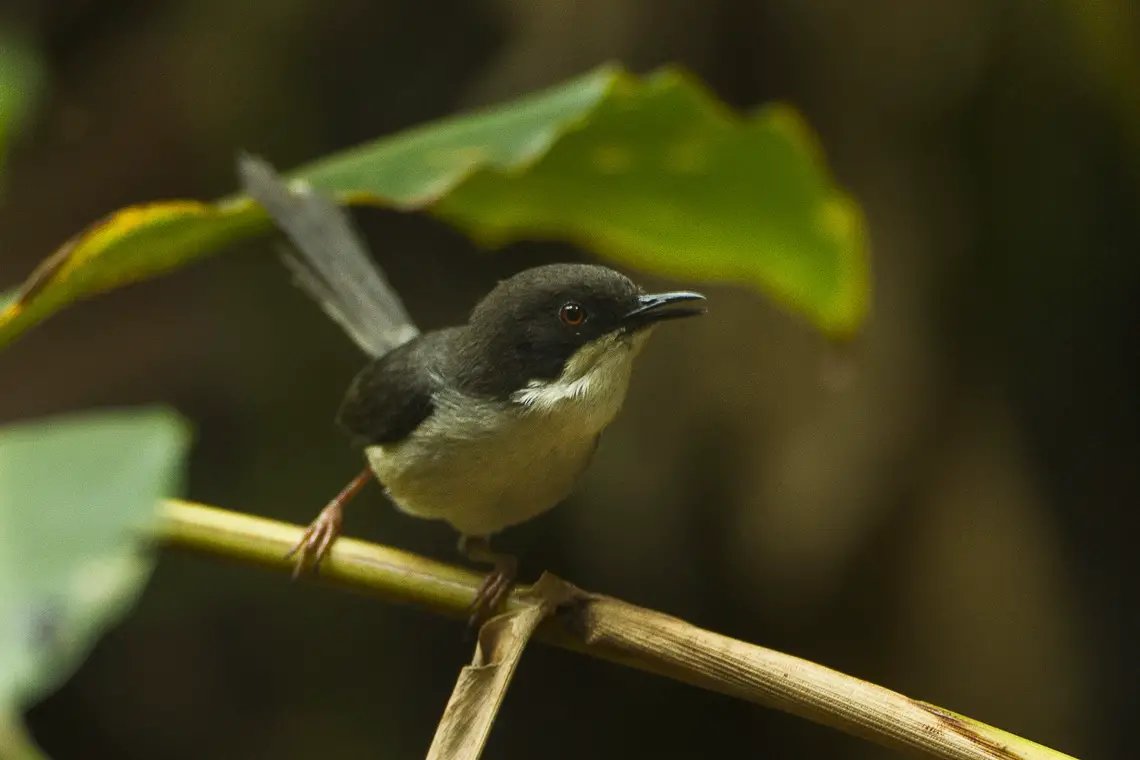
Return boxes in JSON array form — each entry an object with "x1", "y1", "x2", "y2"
[
  {"x1": 286, "y1": 502, "x2": 343, "y2": 578},
  {"x1": 466, "y1": 562, "x2": 517, "y2": 630}
]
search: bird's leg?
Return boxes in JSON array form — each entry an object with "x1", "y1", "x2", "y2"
[
  {"x1": 458, "y1": 535, "x2": 518, "y2": 629},
  {"x1": 286, "y1": 468, "x2": 372, "y2": 578}
]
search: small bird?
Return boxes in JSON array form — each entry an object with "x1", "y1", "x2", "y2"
[{"x1": 237, "y1": 154, "x2": 707, "y2": 625}]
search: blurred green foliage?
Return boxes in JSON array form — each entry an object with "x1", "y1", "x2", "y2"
[
  {"x1": 0, "y1": 63, "x2": 868, "y2": 351},
  {"x1": 0, "y1": 409, "x2": 191, "y2": 759}
]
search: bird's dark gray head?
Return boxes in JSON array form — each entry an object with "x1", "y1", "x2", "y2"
[{"x1": 459, "y1": 263, "x2": 705, "y2": 399}]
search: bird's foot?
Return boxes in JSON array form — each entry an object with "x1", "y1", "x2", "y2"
[
  {"x1": 285, "y1": 502, "x2": 343, "y2": 578},
  {"x1": 458, "y1": 535, "x2": 518, "y2": 631},
  {"x1": 285, "y1": 468, "x2": 372, "y2": 578},
  {"x1": 468, "y1": 559, "x2": 518, "y2": 630}
]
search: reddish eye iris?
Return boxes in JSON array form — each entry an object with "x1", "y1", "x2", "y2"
[{"x1": 559, "y1": 302, "x2": 585, "y2": 326}]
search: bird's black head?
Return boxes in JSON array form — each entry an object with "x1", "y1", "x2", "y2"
[{"x1": 458, "y1": 263, "x2": 705, "y2": 399}]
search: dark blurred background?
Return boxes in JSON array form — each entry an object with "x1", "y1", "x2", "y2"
[{"x1": 2, "y1": 1, "x2": 1137, "y2": 758}]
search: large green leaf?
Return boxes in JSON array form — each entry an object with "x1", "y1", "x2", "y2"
[
  {"x1": 0, "y1": 64, "x2": 868, "y2": 351},
  {"x1": 0, "y1": 408, "x2": 191, "y2": 757}
]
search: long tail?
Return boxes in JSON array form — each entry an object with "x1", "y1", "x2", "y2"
[{"x1": 236, "y1": 153, "x2": 419, "y2": 358}]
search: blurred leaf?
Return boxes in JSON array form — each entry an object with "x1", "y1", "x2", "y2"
[
  {"x1": 0, "y1": 27, "x2": 45, "y2": 182},
  {"x1": 0, "y1": 408, "x2": 191, "y2": 757},
  {"x1": 1058, "y1": 0, "x2": 1140, "y2": 182},
  {"x1": 0, "y1": 63, "x2": 869, "y2": 351},
  {"x1": 0, "y1": 712, "x2": 47, "y2": 760}
]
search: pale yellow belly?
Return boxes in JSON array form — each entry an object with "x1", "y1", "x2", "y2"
[
  {"x1": 364, "y1": 403, "x2": 604, "y2": 537},
  {"x1": 367, "y1": 331, "x2": 642, "y2": 536}
]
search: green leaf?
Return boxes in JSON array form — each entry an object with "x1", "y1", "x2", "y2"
[
  {"x1": 0, "y1": 63, "x2": 869, "y2": 352},
  {"x1": 0, "y1": 712, "x2": 47, "y2": 760},
  {"x1": 0, "y1": 407, "x2": 191, "y2": 754}
]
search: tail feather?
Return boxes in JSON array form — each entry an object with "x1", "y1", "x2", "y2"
[{"x1": 237, "y1": 153, "x2": 419, "y2": 358}]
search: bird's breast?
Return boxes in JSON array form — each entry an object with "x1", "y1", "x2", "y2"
[{"x1": 365, "y1": 335, "x2": 643, "y2": 536}]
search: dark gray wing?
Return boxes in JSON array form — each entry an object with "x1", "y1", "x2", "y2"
[
  {"x1": 335, "y1": 330, "x2": 461, "y2": 446},
  {"x1": 236, "y1": 153, "x2": 419, "y2": 359}
]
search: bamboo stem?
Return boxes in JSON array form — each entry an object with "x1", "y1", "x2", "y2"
[{"x1": 156, "y1": 499, "x2": 1077, "y2": 760}]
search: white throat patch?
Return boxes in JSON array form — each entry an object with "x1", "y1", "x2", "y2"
[{"x1": 510, "y1": 328, "x2": 653, "y2": 415}]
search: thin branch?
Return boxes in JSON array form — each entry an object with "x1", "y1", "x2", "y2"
[{"x1": 156, "y1": 500, "x2": 1078, "y2": 760}]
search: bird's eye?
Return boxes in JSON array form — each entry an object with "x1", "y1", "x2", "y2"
[{"x1": 559, "y1": 302, "x2": 585, "y2": 326}]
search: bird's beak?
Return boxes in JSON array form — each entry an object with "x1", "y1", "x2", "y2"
[{"x1": 623, "y1": 290, "x2": 707, "y2": 329}]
